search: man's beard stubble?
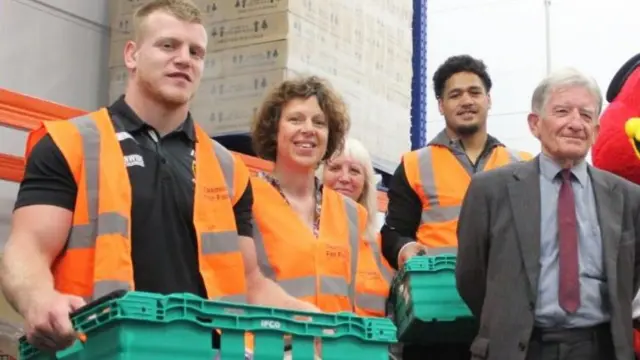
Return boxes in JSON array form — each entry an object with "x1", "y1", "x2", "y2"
[
  {"x1": 138, "y1": 72, "x2": 193, "y2": 108},
  {"x1": 455, "y1": 123, "x2": 480, "y2": 136}
]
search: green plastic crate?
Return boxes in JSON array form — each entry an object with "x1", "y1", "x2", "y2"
[
  {"x1": 391, "y1": 254, "x2": 478, "y2": 344},
  {"x1": 19, "y1": 291, "x2": 396, "y2": 360}
]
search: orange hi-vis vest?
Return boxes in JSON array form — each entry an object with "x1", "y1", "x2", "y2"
[
  {"x1": 403, "y1": 145, "x2": 532, "y2": 253},
  {"x1": 355, "y1": 233, "x2": 395, "y2": 317},
  {"x1": 251, "y1": 177, "x2": 389, "y2": 314},
  {"x1": 24, "y1": 108, "x2": 248, "y2": 302}
]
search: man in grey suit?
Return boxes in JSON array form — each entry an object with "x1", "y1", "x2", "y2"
[{"x1": 456, "y1": 67, "x2": 640, "y2": 360}]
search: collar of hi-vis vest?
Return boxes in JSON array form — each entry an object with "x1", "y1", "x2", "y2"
[
  {"x1": 109, "y1": 95, "x2": 196, "y2": 142},
  {"x1": 427, "y1": 129, "x2": 503, "y2": 151},
  {"x1": 427, "y1": 130, "x2": 504, "y2": 169},
  {"x1": 257, "y1": 171, "x2": 323, "y2": 237}
]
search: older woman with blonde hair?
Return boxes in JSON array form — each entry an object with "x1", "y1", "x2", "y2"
[
  {"x1": 319, "y1": 137, "x2": 380, "y2": 241},
  {"x1": 319, "y1": 137, "x2": 395, "y2": 317}
]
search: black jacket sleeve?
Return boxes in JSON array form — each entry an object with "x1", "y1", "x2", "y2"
[
  {"x1": 14, "y1": 134, "x2": 77, "y2": 211},
  {"x1": 380, "y1": 161, "x2": 423, "y2": 269}
]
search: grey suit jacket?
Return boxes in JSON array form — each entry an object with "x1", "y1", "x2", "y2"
[{"x1": 455, "y1": 156, "x2": 640, "y2": 360}]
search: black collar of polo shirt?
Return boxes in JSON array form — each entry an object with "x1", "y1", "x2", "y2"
[{"x1": 109, "y1": 95, "x2": 197, "y2": 142}]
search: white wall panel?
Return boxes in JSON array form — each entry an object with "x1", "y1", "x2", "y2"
[
  {"x1": 0, "y1": 0, "x2": 110, "y2": 253},
  {"x1": 0, "y1": 127, "x2": 27, "y2": 157},
  {"x1": 424, "y1": 0, "x2": 640, "y2": 160},
  {"x1": 549, "y1": 0, "x2": 640, "y2": 96},
  {"x1": 0, "y1": 0, "x2": 110, "y2": 111},
  {"x1": 425, "y1": 0, "x2": 546, "y2": 156}
]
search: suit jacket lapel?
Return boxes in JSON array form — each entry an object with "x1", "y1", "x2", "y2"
[
  {"x1": 589, "y1": 167, "x2": 623, "y2": 291},
  {"x1": 508, "y1": 156, "x2": 542, "y2": 301}
]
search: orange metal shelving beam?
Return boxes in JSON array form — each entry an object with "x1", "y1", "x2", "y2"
[{"x1": 0, "y1": 88, "x2": 387, "y2": 211}]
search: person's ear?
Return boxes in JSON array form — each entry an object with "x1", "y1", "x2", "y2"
[
  {"x1": 527, "y1": 112, "x2": 541, "y2": 139},
  {"x1": 123, "y1": 40, "x2": 138, "y2": 70},
  {"x1": 437, "y1": 97, "x2": 445, "y2": 115}
]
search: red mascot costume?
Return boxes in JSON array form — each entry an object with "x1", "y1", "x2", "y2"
[{"x1": 591, "y1": 52, "x2": 640, "y2": 357}]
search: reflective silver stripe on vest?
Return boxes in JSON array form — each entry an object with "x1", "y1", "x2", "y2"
[
  {"x1": 68, "y1": 115, "x2": 132, "y2": 300},
  {"x1": 367, "y1": 236, "x2": 394, "y2": 284},
  {"x1": 210, "y1": 139, "x2": 235, "y2": 201},
  {"x1": 203, "y1": 139, "x2": 242, "y2": 297},
  {"x1": 251, "y1": 195, "x2": 360, "y2": 307},
  {"x1": 416, "y1": 147, "x2": 460, "y2": 224},
  {"x1": 202, "y1": 140, "x2": 240, "y2": 254},
  {"x1": 67, "y1": 116, "x2": 241, "y2": 301},
  {"x1": 66, "y1": 212, "x2": 128, "y2": 249},
  {"x1": 201, "y1": 231, "x2": 240, "y2": 254},
  {"x1": 356, "y1": 236, "x2": 393, "y2": 314},
  {"x1": 90, "y1": 280, "x2": 131, "y2": 302},
  {"x1": 505, "y1": 147, "x2": 526, "y2": 163},
  {"x1": 356, "y1": 293, "x2": 387, "y2": 313},
  {"x1": 220, "y1": 294, "x2": 247, "y2": 303},
  {"x1": 344, "y1": 197, "x2": 360, "y2": 311},
  {"x1": 416, "y1": 147, "x2": 522, "y2": 225}
]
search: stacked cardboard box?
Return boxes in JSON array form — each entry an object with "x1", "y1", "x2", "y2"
[{"x1": 108, "y1": 0, "x2": 413, "y2": 164}]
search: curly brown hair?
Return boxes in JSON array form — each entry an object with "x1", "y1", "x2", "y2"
[{"x1": 251, "y1": 76, "x2": 351, "y2": 162}]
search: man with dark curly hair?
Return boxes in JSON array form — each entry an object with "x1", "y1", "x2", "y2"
[{"x1": 381, "y1": 54, "x2": 532, "y2": 359}]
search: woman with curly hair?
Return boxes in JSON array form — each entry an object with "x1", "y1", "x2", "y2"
[{"x1": 249, "y1": 75, "x2": 370, "y2": 314}]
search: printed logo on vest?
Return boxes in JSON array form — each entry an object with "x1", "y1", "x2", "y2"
[
  {"x1": 324, "y1": 244, "x2": 348, "y2": 260},
  {"x1": 124, "y1": 154, "x2": 145, "y2": 168},
  {"x1": 116, "y1": 132, "x2": 134, "y2": 142},
  {"x1": 203, "y1": 186, "x2": 229, "y2": 201}
]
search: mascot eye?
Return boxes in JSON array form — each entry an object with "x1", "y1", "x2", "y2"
[{"x1": 625, "y1": 118, "x2": 640, "y2": 139}]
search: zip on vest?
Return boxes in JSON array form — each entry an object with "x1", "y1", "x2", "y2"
[{"x1": 64, "y1": 113, "x2": 240, "y2": 302}]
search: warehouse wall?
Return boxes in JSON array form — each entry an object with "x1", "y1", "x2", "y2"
[
  {"x1": 424, "y1": 0, "x2": 640, "y2": 159},
  {"x1": 0, "y1": 0, "x2": 112, "y2": 330},
  {"x1": 0, "y1": 0, "x2": 111, "y2": 110},
  {"x1": 0, "y1": 0, "x2": 111, "y2": 247}
]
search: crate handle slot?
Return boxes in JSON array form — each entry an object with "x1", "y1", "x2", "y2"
[
  {"x1": 197, "y1": 316, "x2": 214, "y2": 323},
  {"x1": 69, "y1": 290, "x2": 128, "y2": 318}
]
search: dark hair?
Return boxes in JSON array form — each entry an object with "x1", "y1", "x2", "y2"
[
  {"x1": 251, "y1": 76, "x2": 350, "y2": 162},
  {"x1": 432, "y1": 55, "x2": 492, "y2": 99}
]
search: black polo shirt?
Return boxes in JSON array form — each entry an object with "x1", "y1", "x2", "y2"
[{"x1": 14, "y1": 96, "x2": 253, "y2": 297}]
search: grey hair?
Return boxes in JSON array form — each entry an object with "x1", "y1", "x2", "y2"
[
  {"x1": 531, "y1": 67, "x2": 603, "y2": 122},
  {"x1": 317, "y1": 138, "x2": 379, "y2": 243}
]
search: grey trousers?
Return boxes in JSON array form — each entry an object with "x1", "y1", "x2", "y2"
[{"x1": 524, "y1": 324, "x2": 615, "y2": 360}]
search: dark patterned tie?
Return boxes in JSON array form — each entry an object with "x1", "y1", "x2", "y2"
[{"x1": 558, "y1": 169, "x2": 580, "y2": 313}]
